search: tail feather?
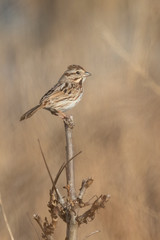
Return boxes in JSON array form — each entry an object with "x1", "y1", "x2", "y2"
[{"x1": 20, "y1": 104, "x2": 42, "y2": 121}]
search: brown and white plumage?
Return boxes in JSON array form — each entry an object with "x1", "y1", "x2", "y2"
[{"x1": 20, "y1": 65, "x2": 91, "y2": 121}]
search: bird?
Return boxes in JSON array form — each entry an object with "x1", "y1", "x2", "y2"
[{"x1": 20, "y1": 65, "x2": 91, "y2": 124}]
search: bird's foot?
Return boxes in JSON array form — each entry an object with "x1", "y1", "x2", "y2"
[{"x1": 63, "y1": 116, "x2": 74, "y2": 129}]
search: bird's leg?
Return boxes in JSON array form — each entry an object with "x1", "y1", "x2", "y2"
[
  {"x1": 50, "y1": 109, "x2": 66, "y2": 118},
  {"x1": 52, "y1": 110, "x2": 74, "y2": 129},
  {"x1": 54, "y1": 110, "x2": 67, "y2": 119}
]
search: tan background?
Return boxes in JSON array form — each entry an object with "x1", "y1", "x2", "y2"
[{"x1": 0, "y1": 0, "x2": 160, "y2": 239}]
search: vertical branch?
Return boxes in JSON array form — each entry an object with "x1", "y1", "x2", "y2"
[
  {"x1": 64, "y1": 117, "x2": 78, "y2": 240},
  {"x1": 64, "y1": 117, "x2": 76, "y2": 200}
]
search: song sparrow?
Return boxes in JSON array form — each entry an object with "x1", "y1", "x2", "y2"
[{"x1": 20, "y1": 65, "x2": 91, "y2": 126}]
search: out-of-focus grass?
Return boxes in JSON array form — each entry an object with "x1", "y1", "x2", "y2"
[{"x1": 0, "y1": 0, "x2": 160, "y2": 239}]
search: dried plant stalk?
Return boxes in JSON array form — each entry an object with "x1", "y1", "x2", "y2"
[
  {"x1": 64, "y1": 117, "x2": 78, "y2": 240},
  {"x1": 0, "y1": 194, "x2": 15, "y2": 240},
  {"x1": 64, "y1": 117, "x2": 76, "y2": 200},
  {"x1": 34, "y1": 117, "x2": 110, "y2": 240}
]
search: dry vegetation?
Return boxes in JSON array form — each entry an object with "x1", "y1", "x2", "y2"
[{"x1": 0, "y1": 0, "x2": 160, "y2": 239}]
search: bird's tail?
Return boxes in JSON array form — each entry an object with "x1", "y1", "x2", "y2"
[{"x1": 20, "y1": 104, "x2": 42, "y2": 121}]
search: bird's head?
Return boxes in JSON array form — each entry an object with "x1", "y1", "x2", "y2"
[{"x1": 64, "y1": 65, "x2": 91, "y2": 83}]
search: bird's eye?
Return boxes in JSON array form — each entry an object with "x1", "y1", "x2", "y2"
[{"x1": 76, "y1": 71, "x2": 80, "y2": 74}]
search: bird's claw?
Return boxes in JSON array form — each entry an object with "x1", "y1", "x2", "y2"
[{"x1": 63, "y1": 116, "x2": 74, "y2": 129}]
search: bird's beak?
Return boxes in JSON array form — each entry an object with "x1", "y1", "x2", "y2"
[{"x1": 84, "y1": 71, "x2": 91, "y2": 77}]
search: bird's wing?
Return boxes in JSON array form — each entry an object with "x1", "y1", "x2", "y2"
[{"x1": 39, "y1": 78, "x2": 68, "y2": 104}]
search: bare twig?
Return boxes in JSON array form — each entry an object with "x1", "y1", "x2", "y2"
[
  {"x1": 64, "y1": 116, "x2": 78, "y2": 240},
  {"x1": 78, "y1": 178, "x2": 93, "y2": 200},
  {"x1": 38, "y1": 139, "x2": 54, "y2": 185},
  {"x1": 55, "y1": 188, "x2": 65, "y2": 206},
  {"x1": 76, "y1": 195, "x2": 110, "y2": 226},
  {"x1": 0, "y1": 193, "x2": 14, "y2": 240},
  {"x1": 35, "y1": 116, "x2": 110, "y2": 240},
  {"x1": 38, "y1": 138, "x2": 81, "y2": 192},
  {"x1": 77, "y1": 178, "x2": 93, "y2": 207},
  {"x1": 83, "y1": 230, "x2": 101, "y2": 240},
  {"x1": 37, "y1": 138, "x2": 83, "y2": 240},
  {"x1": 33, "y1": 214, "x2": 55, "y2": 240},
  {"x1": 64, "y1": 117, "x2": 76, "y2": 200},
  {"x1": 27, "y1": 213, "x2": 41, "y2": 240},
  {"x1": 33, "y1": 214, "x2": 44, "y2": 233},
  {"x1": 53, "y1": 151, "x2": 82, "y2": 189}
]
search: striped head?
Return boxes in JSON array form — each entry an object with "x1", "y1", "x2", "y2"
[{"x1": 64, "y1": 65, "x2": 91, "y2": 83}]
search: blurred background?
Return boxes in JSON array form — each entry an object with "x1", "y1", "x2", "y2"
[{"x1": 0, "y1": 0, "x2": 160, "y2": 239}]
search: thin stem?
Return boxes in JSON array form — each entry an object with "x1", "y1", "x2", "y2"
[
  {"x1": 64, "y1": 117, "x2": 78, "y2": 240},
  {"x1": 64, "y1": 117, "x2": 76, "y2": 200},
  {"x1": 27, "y1": 213, "x2": 41, "y2": 240},
  {"x1": 54, "y1": 151, "x2": 82, "y2": 188},
  {"x1": 83, "y1": 230, "x2": 101, "y2": 240},
  {"x1": 38, "y1": 138, "x2": 81, "y2": 195},
  {"x1": 0, "y1": 193, "x2": 15, "y2": 240},
  {"x1": 38, "y1": 139, "x2": 54, "y2": 185}
]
